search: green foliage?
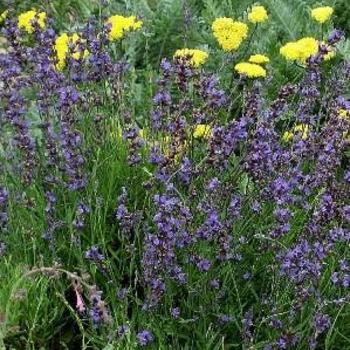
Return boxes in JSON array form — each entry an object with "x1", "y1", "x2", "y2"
[
  {"x1": 2, "y1": 0, "x2": 346, "y2": 71},
  {"x1": 334, "y1": 0, "x2": 350, "y2": 36}
]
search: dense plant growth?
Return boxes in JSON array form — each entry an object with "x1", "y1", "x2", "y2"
[{"x1": 0, "y1": 1, "x2": 349, "y2": 349}]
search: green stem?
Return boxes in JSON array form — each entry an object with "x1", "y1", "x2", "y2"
[
  {"x1": 229, "y1": 24, "x2": 258, "y2": 90},
  {"x1": 241, "y1": 24, "x2": 258, "y2": 60}
]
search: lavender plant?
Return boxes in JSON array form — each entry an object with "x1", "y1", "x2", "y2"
[{"x1": 0, "y1": 4, "x2": 349, "y2": 350}]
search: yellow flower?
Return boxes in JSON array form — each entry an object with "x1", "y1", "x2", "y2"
[
  {"x1": 324, "y1": 50, "x2": 335, "y2": 61},
  {"x1": 248, "y1": 54, "x2": 270, "y2": 64},
  {"x1": 106, "y1": 15, "x2": 143, "y2": 41},
  {"x1": 18, "y1": 10, "x2": 46, "y2": 33},
  {"x1": 212, "y1": 18, "x2": 248, "y2": 52},
  {"x1": 234, "y1": 62, "x2": 266, "y2": 78},
  {"x1": 248, "y1": 5, "x2": 268, "y2": 23},
  {"x1": 0, "y1": 10, "x2": 8, "y2": 23},
  {"x1": 280, "y1": 37, "x2": 318, "y2": 63},
  {"x1": 139, "y1": 129, "x2": 146, "y2": 139},
  {"x1": 282, "y1": 124, "x2": 309, "y2": 142},
  {"x1": 311, "y1": 6, "x2": 334, "y2": 24},
  {"x1": 282, "y1": 131, "x2": 294, "y2": 142},
  {"x1": 193, "y1": 124, "x2": 212, "y2": 139},
  {"x1": 174, "y1": 48, "x2": 208, "y2": 67},
  {"x1": 297, "y1": 37, "x2": 319, "y2": 62},
  {"x1": 280, "y1": 42, "x2": 301, "y2": 61},
  {"x1": 339, "y1": 109, "x2": 349, "y2": 119},
  {"x1": 54, "y1": 33, "x2": 89, "y2": 70}
]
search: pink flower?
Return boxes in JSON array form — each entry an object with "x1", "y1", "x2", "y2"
[{"x1": 74, "y1": 286, "x2": 85, "y2": 313}]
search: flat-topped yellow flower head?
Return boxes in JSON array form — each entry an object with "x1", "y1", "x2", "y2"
[
  {"x1": 212, "y1": 18, "x2": 248, "y2": 52},
  {"x1": 339, "y1": 109, "x2": 350, "y2": 119},
  {"x1": 248, "y1": 5, "x2": 268, "y2": 23},
  {"x1": 311, "y1": 6, "x2": 334, "y2": 24},
  {"x1": 18, "y1": 10, "x2": 46, "y2": 33},
  {"x1": 193, "y1": 124, "x2": 212, "y2": 139},
  {"x1": 174, "y1": 49, "x2": 208, "y2": 67},
  {"x1": 54, "y1": 33, "x2": 89, "y2": 70},
  {"x1": 280, "y1": 37, "x2": 318, "y2": 63},
  {"x1": 248, "y1": 54, "x2": 270, "y2": 64},
  {"x1": 106, "y1": 15, "x2": 143, "y2": 41},
  {"x1": 234, "y1": 62, "x2": 266, "y2": 78},
  {"x1": 280, "y1": 42, "x2": 300, "y2": 61},
  {"x1": 282, "y1": 124, "x2": 309, "y2": 142},
  {"x1": 296, "y1": 37, "x2": 319, "y2": 62}
]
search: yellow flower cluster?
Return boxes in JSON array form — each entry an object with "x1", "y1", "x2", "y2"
[
  {"x1": 106, "y1": 15, "x2": 143, "y2": 41},
  {"x1": 212, "y1": 18, "x2": 248, "y2": 52},
  {"x1": 234, "y1": 62, "x2": 266, "y2": 78},
  {"x1": 311, "y1": 6, "x2": 334, "y2": 24},
  {"x1": 280, "y1": 37, "x2": 318, "y2": 63},
  {"x1": 338, "y1": 109, "x2": 350, "y2": 142},
  {"x1": 248, "y1": 5, "x2": 268, "y2": 23},
  {"x1": 193, "y1": 124, "x2": 212, "y2": 139},
  {"x1": 174, "y1": 49, "x2": 208, "y2": 67},
  {"x1": 339, "y1": 109, "x2": 350, "y2": 119},
  {"x1": 248, "y1": 54, "x2": 269, "y2": 64},
  {"x1": 54, "y1": 33, "x2": 88, "y2": 70},
  {"x1": 18, "y1": 10, "x2": 46, "y2": 33},
  {"x1": 282, "y1": 124, "x2": 309, "y2": 142}
]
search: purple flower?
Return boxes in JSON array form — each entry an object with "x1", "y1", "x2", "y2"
[
  {"x1": 0, "y1": 188, "x2": 9, "y2": 231},
  {"x1": 243, "y1": 272, "x2": 252, "y2": 280},
  {"x1": 89, "y1": 286, "x2": 110, "y2": 326},
  {"x1": 276, "y1": 337, "x2": 287, "y2": 349},
  {"x1": 115, "y1": 187, "x2": 141, "y2": 237},
  {"x1": 85, "y1": 246, "x2": 105, "y2": 263},
  {"x1": 327, "y1": 29, "x2": 344, "y2": 45},
  {"x1": 209, "y1": 279, "x2": 220, "y2": 289},
  {"x1": 229, "y1": 195, "x2": 241, "y2": 219},
  {"x1": 142, "y1": 185, "x2": 192, "y2": 308},
  {"x1": 0, "y1": 242, "x2": 6, "y2": 257},
  {"x1": 121, "y1": 118, "x2": 145, "y2": 166},
  {"x1": 117, "y1": 288, "x2": 128, "y2": 300},
  {"x1": 72, "y1": 202, "x2": 90, "y2": 230},
  {"x1": 279, "y1": 239, "x2": 326, "y2": 284},
  {"x1": 345, "y1": 169, "x2": 350, "y2": 183},
  {"x1": 195, "y1": 256, "x2": 211, "y2": 272},
  {"x1": 251, "y1": 200, "x2": 261, "y2": 213},
  {"x1": 218, "y1": 314, "x2": 233, "y2": 324},
  {"x1": 199, "y1": 75, "x2": 226, "y2": 109},
  {"x1": 206, "y1": 178, "x2": 220, "y2": 192},
  {"x1": 196, "y1": 209, "x2": 222, "y2": 240},
  {"x1": 171, "y1": 307, "x2": 180, "y2": 319},
  {"x1": 314, "y1": 312, "x2": 331, "y2": 334},
  {"x1": 342, "y1": 205, "x2": 350, "y2": 222},
  {"x1": 153, "y1": 91, "x2": 171, "y2": 106},
  {"x1": 178, "y1": 157, "x2": 193, "y2": 185},
  {"x1": 117, "y1": 324, "x2": 130, "y2": 337},
  {"x1": 137, "y1": 330, "x2": 154, "y2": 346},
  {"x1": 242, "y1": 310, "x2": 254, "y2": 343}
]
